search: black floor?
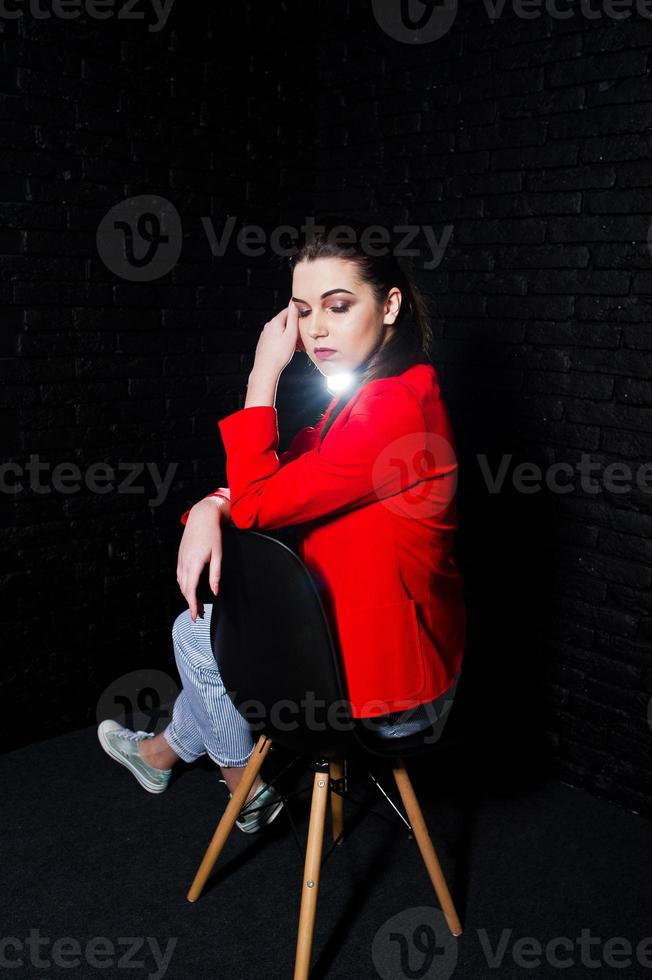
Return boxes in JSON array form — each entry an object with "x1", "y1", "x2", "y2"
[{"x1": 2, "y1": 725, "x2": 652, "y2": 980}]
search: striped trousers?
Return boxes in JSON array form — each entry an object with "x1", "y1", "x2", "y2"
[{"x1": 163, "y1": 605, "x2": 256, "y2": 768}]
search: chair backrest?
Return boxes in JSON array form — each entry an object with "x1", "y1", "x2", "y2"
[
  {"x1": 211, "y1": 524, "x2": 474, "y2": 760},
  {"x1": 209, "y1": 523, "x2": 353, "y2": 754}
]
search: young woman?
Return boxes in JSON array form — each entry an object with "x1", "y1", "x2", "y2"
[{"x1": 98, "y1": 219, "x2": 467, "y2": 833}]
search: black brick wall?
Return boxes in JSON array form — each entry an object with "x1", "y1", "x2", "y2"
[
  {"x1": 2, "y1": 0, "x2": 651, "y2": 817},
  {"x1": 1, "y1": 2, "x2": 319, "y2": 752}
]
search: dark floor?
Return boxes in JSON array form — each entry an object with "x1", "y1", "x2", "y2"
[{"x1": 2, "y1": 725, "x2": 652, "y2": 980}]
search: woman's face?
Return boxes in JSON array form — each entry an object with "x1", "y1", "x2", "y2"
[{"x1": 291, "y1": 257, "x2": 401, "y2": 375}]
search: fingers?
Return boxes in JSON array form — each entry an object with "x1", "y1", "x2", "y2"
[
  {"x1": 187, "y1": 586, "x2": 199, "y2": 622},
  {"x1": 209, "y1": 549, "x2": 222, "y2": 596},
  {"x1": 292, "y1": 299, "x2": 305, "y2": 352},
  {"x1": 288, "y1": 297, "x2": 299, "y2": 327},
  {"x1": 177, "y1": 562, "x2": 203, "y2": 622}
]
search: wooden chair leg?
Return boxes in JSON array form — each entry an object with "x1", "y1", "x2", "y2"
[
  {"x1": 328, "y1": 759, "x2": 344, "y2": 842},
  {"x1": 391, "y1": 759, "x2": 463, "y2": 937},
  {"x1": 293, "y1": 769, "x2": 329, "y2": 980},
  {"x1": 186, "y1": 734, "x2": 272, "y2": 903}
]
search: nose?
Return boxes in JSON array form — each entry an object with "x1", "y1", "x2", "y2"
[
  {"x1": 310, "y1": 330, "x2": 328, "y2": 347},
  {"x1": 307, "y1": 324, "x2": 330, "y2": 343}
]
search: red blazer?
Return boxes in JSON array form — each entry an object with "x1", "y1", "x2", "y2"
[{"x1": 181, "y1": 362, "x2": 466, "y2": 718}]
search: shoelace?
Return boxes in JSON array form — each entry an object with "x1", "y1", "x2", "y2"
[{"x1": 116, "y1": 729, "x2": 154, "y2": 741}]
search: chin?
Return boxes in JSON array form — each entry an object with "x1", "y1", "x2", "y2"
[{"x1": 313, "y1": 358, "x2": 338, "y2": 373}]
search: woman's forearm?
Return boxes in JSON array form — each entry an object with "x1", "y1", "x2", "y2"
[{"x1": 244, "y1": 369, "x2": 280, "y2": 408}]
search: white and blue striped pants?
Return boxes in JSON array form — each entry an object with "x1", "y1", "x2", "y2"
[
  {"x1": 162, "y1": 603, "x2": 461, "y2": 767},
  {"x1": 163, "y1": 604, "x2": 256, "y2": 768}
]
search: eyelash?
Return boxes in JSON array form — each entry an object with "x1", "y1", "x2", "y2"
[{"x1": 299, "y1": 305, "x2": 350, "y2": 318}]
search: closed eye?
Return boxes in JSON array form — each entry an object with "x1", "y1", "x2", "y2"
[{"x1": 298, "y1": 305, "x2": 350, "y2": 317}]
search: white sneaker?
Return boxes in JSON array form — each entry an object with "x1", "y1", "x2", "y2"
[
  {"x1": 97, "y1": 720, "x2": 172, "y2": 794},
  {"x1": 232, "y1": 782, "x2": 284, "y2": 834}
]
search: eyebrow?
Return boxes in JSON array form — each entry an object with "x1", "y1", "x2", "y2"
[{"x1": 292, "y1": 288, "x2": 356, "y2": 304}]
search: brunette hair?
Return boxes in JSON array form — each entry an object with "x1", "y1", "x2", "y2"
[{"x1": 288, "y1": 215, "x2": 434, "y2": 440}]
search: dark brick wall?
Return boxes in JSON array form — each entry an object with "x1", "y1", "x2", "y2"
[
  {"x1": 1, "y1": 2, "x2": 318, "y2": 751},
  {"x1": 307, "y1": 0, "x2": 652, "y2": 816},
  {"x1": 3, "y1": 0, "x2": 652, "y2": 817}
]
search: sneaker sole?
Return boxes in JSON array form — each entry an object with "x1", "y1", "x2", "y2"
[
  {"x1": 97, "y1": 725, "x2": 169, "y2": 794},
  {"x1": 236, "y1": 797, "x2": 284, "y2": 834}
]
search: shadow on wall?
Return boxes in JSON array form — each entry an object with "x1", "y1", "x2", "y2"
[{"x1": 454, "y1": 420, "x2": 556, "y2": 780}]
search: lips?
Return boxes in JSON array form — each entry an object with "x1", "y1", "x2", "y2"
[{"x1": 314, "y1": 348, "x2": 337, "y2": 360}]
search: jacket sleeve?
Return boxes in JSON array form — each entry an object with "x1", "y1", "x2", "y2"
[
  {"x1": 217, "y1": 380, "x2": 430, "y2": 530},
  {"x1": 179, "y1": 424, "x2": 320, "y2": 527}
]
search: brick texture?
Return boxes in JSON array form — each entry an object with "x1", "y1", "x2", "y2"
[{"x1": 2, "y1": 0, "x2": 652, "y2": 817}]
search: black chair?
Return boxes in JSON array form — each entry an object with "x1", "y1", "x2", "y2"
[{"x1": 186, "y1": 523, "x2": 470, "y2": 980}]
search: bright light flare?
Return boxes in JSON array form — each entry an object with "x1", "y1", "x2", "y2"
[{"x1": 326, "y1": 372, "x2": 354, "y2": 394}]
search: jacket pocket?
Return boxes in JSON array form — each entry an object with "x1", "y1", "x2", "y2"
[{"x1": 335, "y1": 596, "x2": 426, "y2": 711}]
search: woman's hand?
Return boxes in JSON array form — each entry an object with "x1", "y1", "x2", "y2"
[
  {"x1": 176, "y1": 497, "x2": 228, "y2": 621},
  {"x1": 251, "y1": 298, "x2": 302, "y2": 376}
]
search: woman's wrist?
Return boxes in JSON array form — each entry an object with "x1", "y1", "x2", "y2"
[
  {"x1": 245, "y1": 367, "x2": 280, "y2": 408},
  {"x1": 193, "y1": 496, "x2": 230, "y2": 520}
]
